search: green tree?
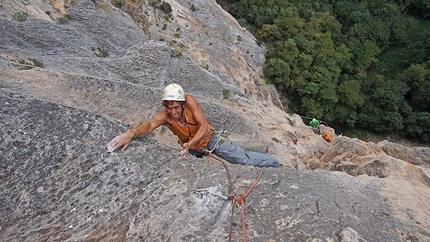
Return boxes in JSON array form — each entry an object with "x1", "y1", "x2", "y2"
[
  {"x1": 409, "y1": 0, "x2": 430, "y2": 17},
  {"x1": 400, "y1": 63, "x2": 430, "y2": 111},
  {"x1": 357, "y1": 41, "x2": 381, "y2": 69},
  {"x1": 346, "y1": 38, "x2": 381, "y2": 69},
  {"x1": 273, "y1": 38, "x2": 300, "y2": 63},
  {"x1": 263, "y1": 58, "x2": 292, "y2": 91},
  {"x1": 338, "y1": 79, "x2": 365, "y2": 109},
  {"x1": 392, "y1": 0, "x2": 414, "y2": 12},
  {"x1": 358, "y1": 75, "x2": 410, "y2": 132},
  {"x1": 334, "y1": 1, "x2": 369, "y2": 29},
  {"x1": 295, "y1": 52, "x2": 313, "y2": 73},
  {"x1": 319, "y1": 14, "x2": 342, "y2": 39},
  {"x1": 404, "y1": 111, "x2": 430, "y2": 141},
  {"x1": 222, "y1": 0, "x2": 430, "y2": 142},
  {"x1": 274, "y1": 16, "x2": 305, "y2": 38},
  {"x1": 293, "y1": 33, "x2": 315, "y2": 53},
  {"x1": 248, "y1": 4, "x2": 278, "y2": 27},
  {"x1": 256, "y1": 24, "x2": 282, "y2": 42}
]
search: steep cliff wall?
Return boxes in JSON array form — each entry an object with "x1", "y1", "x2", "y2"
[{"x1": 1, "y1": 0, "x2": 430, "y2": 241}]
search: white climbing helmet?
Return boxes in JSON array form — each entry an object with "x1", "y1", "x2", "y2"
[{"x1": 162, "y1": 83, "x2": 186, "y2": 101}]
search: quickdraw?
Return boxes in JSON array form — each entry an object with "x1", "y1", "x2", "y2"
[{"x1": 195, "y1": 188, "x2": 230, "y2": 201}]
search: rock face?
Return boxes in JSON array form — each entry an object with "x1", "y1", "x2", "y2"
[
  {"x1": 1, "y1": 0, "x2": 430, "y2": 241},
  {"x1": 1, "y1": 88, "x2": 428, "y2": 241}
]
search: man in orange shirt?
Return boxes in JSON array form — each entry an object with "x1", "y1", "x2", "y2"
[{"x1": 107, "y1": 84, "x2": 280, "y2": 168}]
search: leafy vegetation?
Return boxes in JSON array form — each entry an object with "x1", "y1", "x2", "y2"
[
  {"x1": 91, "y1": 47, "x2": 109, "y2": 57},
  {"x1": 218, "y1": 0, "x2": 430, "y2": 142},
  {"x1": 151, "y1": 0, "x2": 172, "y2": 13},
  {"x1": 57, "y1": 14, "x2": 72, "y2": 24},
  {"x1": 223, "y1": 89, "x2": 231, "y2": 99},
  {"x1": 12, "y1": 12, "x2": 27, "y2": 22},
  {"x1": 171, "y1": 43, "x2": 186, "y2": 57},
  {"x1": 112, "y1": 0, "x2": 124, "y2": 8},
  {"x1": 11, "y1": 57, "x2": 44, "y2": 70}
]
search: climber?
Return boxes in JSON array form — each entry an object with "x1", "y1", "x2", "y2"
[
  {"x1": 309, "y1": 118, "x2": 321, "y2": 135},
  {"x1": 107, "y1": 83, "x2": 280, "y2": 168}
]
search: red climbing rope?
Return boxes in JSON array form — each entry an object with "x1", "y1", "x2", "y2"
[{"x1": 207, "y1": 154, "x2": 265, "y2": 242}]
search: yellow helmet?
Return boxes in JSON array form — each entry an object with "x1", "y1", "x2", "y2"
[{"x1": 162, "y1": 83, "x2": 185, "y2": 101}]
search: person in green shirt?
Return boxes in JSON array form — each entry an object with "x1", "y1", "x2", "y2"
[{"x1": 309, "y1": 118, "x2": 321, "y2": 135}]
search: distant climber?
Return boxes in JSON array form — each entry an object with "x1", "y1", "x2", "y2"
[
  {"x1": 309, "y1": 118, "x2": 321, "y2": 135},
  {"x1": 107, "y1": 83, "x2": 280, "y2": 168}
]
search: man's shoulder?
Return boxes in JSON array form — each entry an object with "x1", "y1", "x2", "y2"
[
  {"x1": 154, "y1": 110, "x2": 172, "y2": 127},
  {"x1": 185, "y1": 94, "x2": 196, "y2": 100},
  {"x1": 154, "y1": 109, "x2": 170, "y2": 120},
  {"x1": 185, "y1": 94, "x2": 199, "y2": 104}
]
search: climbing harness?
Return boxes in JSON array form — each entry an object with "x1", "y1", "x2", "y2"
[
  {"x1": 187, "y1": 132, "x2": 223, "y2": 157},
  {"x1": 207, "y1": 153, "x2": 265, "y2": 242},
  {"x1": 203, "y1": 132, "x2": 222, "y2": 154}
]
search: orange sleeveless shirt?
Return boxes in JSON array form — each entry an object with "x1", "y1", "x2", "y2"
[{"x1": 168, "y1": 106, "x2": 214, "y2": 151}]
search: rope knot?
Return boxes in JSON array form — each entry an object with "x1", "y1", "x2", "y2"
[{"x1": 230, "y1": 194, "x2": 246, "y2": 203}]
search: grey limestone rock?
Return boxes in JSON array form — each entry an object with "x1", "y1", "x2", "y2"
[
  {"x1": 1, "y1": 88, "x2": 428, "y2": 241},
  {"x1": 1, "y1": 0, "x2": 430, "y2": 241}
]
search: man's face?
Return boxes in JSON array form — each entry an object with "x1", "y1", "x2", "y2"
[{"x1": 165, "y1": 102, "x2": 183, "y2": 120}]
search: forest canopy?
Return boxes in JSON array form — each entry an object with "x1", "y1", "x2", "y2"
[{"x1": 218, "y1": 0, "x2": 430, "y2": 142}]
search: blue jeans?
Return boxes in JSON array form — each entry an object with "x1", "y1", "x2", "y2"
[{"x1": 190, "y1": 133, "x2": 280, "y2": 168}]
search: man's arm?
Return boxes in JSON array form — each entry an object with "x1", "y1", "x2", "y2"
[
  {"x1": 107, "y1": 111, "x2": 168, "y2": 152},
  {"x1": 134, "y1": 111, "x2": 169, "y2": 138},
  {"x1": 180, "y1": 95, "x2": 211, "y2": 155}
]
